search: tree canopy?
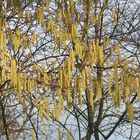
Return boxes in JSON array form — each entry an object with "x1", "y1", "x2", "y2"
[{"x1": 0, "y1": 0, "x2": 140, "y2": 140}]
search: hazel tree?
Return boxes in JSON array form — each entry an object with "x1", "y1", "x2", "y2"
[{"x1": 0, "y1": 0, "x2": 139, "y2": 140}]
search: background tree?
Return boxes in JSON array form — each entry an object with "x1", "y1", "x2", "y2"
[{"x1": 0, "y1": 0, "x2": 140, "y2": 140}]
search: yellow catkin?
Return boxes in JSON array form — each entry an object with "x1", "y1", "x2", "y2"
[
  {"x1": 92, "y1": 40, "x2": 97, "y2": 64},
  {"x1": 23, "y1": 78, "x2": 27, "y2": 92},
  {"x1": 79, "y1": 44, "x2": 83, "y2": 59},
  {"x1": 89, "y1": 44, "x2": 92, "y2": 55},
  {"x1": 0, "y1": 28, "x2": 3, "y2": 50},
  {"x1": 115, "y1": 44, "x2": 121, "y2": 62},
  {"x1": 82, "y1": 69, "x2": 86, "y2": 90},
  {"x1": 137, "y1": 75, "x2": 140, "y2": 99},
  {"x1": 67, "y1": 13, "x2": 71, "y2": 25},
  {"x1": 27, "y1": 78, "x2": 32, "y2": 95},
  {"x1": 68, "y1": 60, "x2": 71, "y2": 79},
  {"x1": 113, "y1": 89, "x2": 121, "y2": 107},
  {"x1": 97, "y1": 13, "x2": 101, "y2": 25},
  {"x1": 127, "y1": 103, "x2": 134, "y2": 123},
  {"x1": 32, "y1": 129, "x2": 35, "y2": 140},
  {"x1": 34, "y1": 80, "x2": 37, "y2": 92},
  {"x1": 13, "y1": 36, "x2": 20, "y2": 52},
  {"x1": 89, "y1": 72, "x2": 94, "y2": 88},
  {"x1": 39, "y1": 6, "x2": 45, "y2": 27},
  {"x1": 67, "y1": 89, "x2": 71, "y2": 104},
  {"x1": 39, "y1": 101, "x2": 44, "y2": 120},
  {"x1": 96, "y1": 80, "x2": 102, "y2": 100},
  {"x1": 47, "y1": 17, "x2": 53, "y2": 31},
  {"x1": 3, "y1": 33, "x2": 7, "y2": 51},
  {"x1": 69, "y1": 0, "x2": 74, "y2": 13},
  {"x1": 23, "y1": 36, "x2": 29, "y2": 48},
  {"x1": 89, "y1": 42, "x2": 95, "y2": 65},
  {"x1": 39, "y1": 105, "x2": 44, "y2": 120},
  {"x1": 53, "y1": 25, "x2": 58, "y2": 49},
  {"x1": 22, "y1": 98, "x2": 27, "y2": 111},
  {"x1": 89, "y1": 89, "x2": 94, "y2": 111},
  {"x1": 36, "y1": 9, "x2": 39, "y2": 21},
  {"x1": 11, "y1": 59, "x2": 17, "y2": 87},
  {"x1": 7, "y1": 28, "x2": 13, "y2": 42},
  {"x1": 59, "y1": 69, "x2": 63, "y2": 89},
  {"x1": 54, "y1": 98, "x2": 59, "y2": 120},
  {"x1": 62, "y1": 32, "x2": 67, "y2": 49},
  {"x1": 60, "y1": 95, "x2": 64, "y2": 112},
  {"x1": 58, "y1": 127, "x2": 62, "y2": 140},
  {"x1": 125, "y1": 86, "x2": 130, "y2": 101},
  {"x1": 75, "y1": 41, "x2": 79, "y2": 54},
  {"x1": 17, "y1": 73, "x2": 22, "y2": 100},
  {"x1": 138, "y1": 84, "x2": 140, "y2": 99},
  {"x1": 98, "y1": 46, "x2": 104, "y2": 65},
  {"x1": 70, "y1": 50, "x2": 75, "y2": 71},
  {"x1": 75, "y1": 40, "x2": 83, "y2": 59},
  {"x1": 1, "y1": 69, "x2": 6, "y2": 82},
  {"x1": 15, "y1": 28, "x2": 20, "y2": 38},
  {"x1": 44, "y1": 97, "x2": 50, "y2": 119},
  {"x1": 104, "y1": 36, "x2": 110, "y2": 48},
  {"x1": 1, "y1": 54, "x2": 6, "y2": 68},
  {"x1": 114, "y1": 44, "x2": 120, "y2": 53},
  {"x1": 114, "y1": 61, "x2": 118, "y2": 89},
  {"x1": 73, "y1": 24, "x2": 79, "y2": 36},
  {"x1": 112, "y1": 10, "x2": 117, "y2": 24},
  {"x1": 46, "y1": 0, "x2": 50, "y2": 11},
  {"x1": 71, "y1": 24, "x2": 74, "y2": 37},
  {"x1": 58, "y1": 101, "x2": 62, "y2": 116},
  {"x1": 113, "y1": 61, "x2": 121, "y2": 106},
  {"x1": 31, "y1": 32, "x2": 37, "y2": 45},
  {"x1": 103, "y1": 0, "x2": 108, "y2": 9},
  {"x1": 63, "y1": 71, "x2": 68, "y2": 87},
  {"x1": 58, "y1": 88, "x2": 62, "y2": 98},
  {"x1": 67, "y1": 60, "x2": 71, "y2": 87},
  {"x1": 43, "y1": 66, "x2": 48, "y2": 85},
  {"x1": 91, "y1": 15, "x2": 96, "y2": 25},
  {"x1": 62, "y1": 9, "x2": 66, "y2": 19},
  {"x1": 67, "y1": 130, "x2": 71, "y2": 140},
  {"x1": 42, "y1": 123, "x2": 47, "y2": 133},
  {"x1": 122, "y1": 60, "x2": 128, "y2": 88},
  {"x1": 13, "y1": 28, "x2": 20, "y2": 52}
]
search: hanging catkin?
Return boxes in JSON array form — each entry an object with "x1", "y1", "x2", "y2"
[
  {"x1": 54, "y1": 98, "x2": 59, "y2": 120},
  {"x1": 127, "y1": 103, "x2": 134, "y2": 123},
  {"x1": 32, "y1": 129, "x2": 35, "y2": 140},
  {"x1": 58, "y1": 127, "x2": 62, "y2": 140},
  {"x1": 59, "y1": 69, "x2": 62, "y2": 89},
  {"x1": 82, "y1": 69, "x2": 86, "y2": 90},
  {"x1": 11, "y1": 59, "x2": 17, "y2": 87},
  {"x1": 89, "y1": 89, "x2": 94, "y2": 111}
]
